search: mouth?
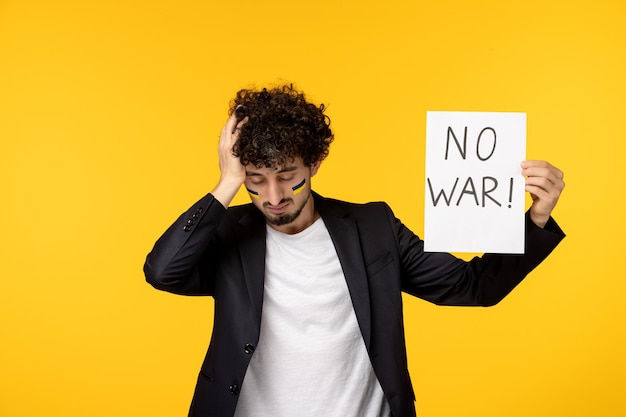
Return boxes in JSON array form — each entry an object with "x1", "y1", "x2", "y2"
[{"x1": 265, "y1": 202, "x2": 290, "y2": 215}]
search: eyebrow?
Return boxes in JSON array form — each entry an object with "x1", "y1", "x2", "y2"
[
  {"x1": 277, "y1": 166, "x2": 298, "y2": 174},
  {"x1": 246, "y1": 165, "x2": 298, "y2": 176}
]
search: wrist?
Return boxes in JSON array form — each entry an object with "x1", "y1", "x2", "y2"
[
  {"x1": 211, "y1": 177, "x2": 243, "y2": 208},
  {"x1": 529, "y1": 211, "x2": 549, "y2": 229}
]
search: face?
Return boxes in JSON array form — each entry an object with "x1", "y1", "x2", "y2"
[{"x1": 244, "y1": 158, "x2": 321, "y2": 233}]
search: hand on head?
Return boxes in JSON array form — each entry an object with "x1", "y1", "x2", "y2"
[{"x1": 212, "y1": 110, "x2": 248, "y2": 208}]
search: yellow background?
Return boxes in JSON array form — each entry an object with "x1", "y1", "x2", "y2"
[{"x1": 1, "y1": 0, "x2": 624, "y2": 416}]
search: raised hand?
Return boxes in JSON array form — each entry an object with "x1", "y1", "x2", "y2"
[
  {"x1": 211, "y1": 111, "x2": 248, "y2": 208},
  {"x1": 521, "y1": 160, "x2": 565, "y2": 228}
]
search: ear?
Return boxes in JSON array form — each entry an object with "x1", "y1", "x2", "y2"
[{"x1": 310, "y1": 160, "x2": 322, "y2": 177}]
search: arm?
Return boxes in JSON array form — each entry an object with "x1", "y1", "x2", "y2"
[
  {"x1": 397, "y1": 211, "x2": 565, "y2": 306},
  {"x1": 143, "y1": 112, "x2": 248, "y2": 295},
  {"x1": 143, "y1": 193, "x2": 226, "y2": 295},
  {"x1": 398, "y1": 161, "x2": 566, "y2": 306}
]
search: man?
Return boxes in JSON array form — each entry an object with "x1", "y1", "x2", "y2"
[{"x1": 144, "y1": 85, "x2": 565, "y2": 417}]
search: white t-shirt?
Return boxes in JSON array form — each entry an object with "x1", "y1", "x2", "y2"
[{"x1": 233, "y1": 218, "x2": 391, "y2": 417}]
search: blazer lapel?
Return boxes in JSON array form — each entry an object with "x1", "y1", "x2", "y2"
[
  {"x1": 315, "y1": 194, "x2": 372, "y2": 351},
  {"x1": 235, "y1": 207, "x2": 267, "y2": 323}
]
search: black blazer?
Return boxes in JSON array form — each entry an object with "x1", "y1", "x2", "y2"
[{"x1": 144, "y1": 192, "x2": 564, "y2": 417}]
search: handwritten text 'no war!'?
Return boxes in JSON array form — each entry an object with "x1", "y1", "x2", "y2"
[{"x1": 427, "y1": 126, "x2": 516, "y2": 208}]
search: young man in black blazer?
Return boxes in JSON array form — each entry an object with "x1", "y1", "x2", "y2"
[{"x1": 144, "y1": 85, "x2": 565, "y2": 417}]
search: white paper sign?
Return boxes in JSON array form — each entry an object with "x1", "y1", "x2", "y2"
[{"x1": 424, "y1": 111, "x2": 526, "y2": 253}]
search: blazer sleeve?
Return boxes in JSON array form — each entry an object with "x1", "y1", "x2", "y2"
[
  {"x1": 143, "y1": 193, "x2": 227, "y2": 296},
  {"x1": 391, "y1": 206, "x2": 565, "y2": 306}
]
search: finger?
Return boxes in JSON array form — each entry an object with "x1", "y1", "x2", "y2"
[
  {"x1": 521, "y1": 160, "x2": 564, "y2": 178},
  {"x1": 236, "y1": 116, "x2": 248, "y2": 129},
  {"x1": 521, "y1": 159, "x2": 550, "y2": 168},
  {"x1": 526, "y1": 183, "x2": 560, "y2": 214},
  {"x1": 218, "y1": 113, "x2": 239, "y2": 149},
  {"x1": 524, "y1": 167, "x2": 562, "y2": 186},
  {"x1": 525, "y1": 185, "x2": 546, "y2": 203},
  {"x1": 526, "y1": 174, "x2": 565, "y2": 196},
  {"x1": 525, "y1": 174, "x2": 562, "y2": 199},
  {"x1": 224, "y1": 112, "x2": 239, "y2": 136},
  {"x1": 234, "y1": 104, "x2": 246, "y2": 121},
  {"x1": 521, "y1": 162, "x2": 564, "y2": 188},
  {"x1": 232, "y1": 116, "x2": 249, "y2": 139}
]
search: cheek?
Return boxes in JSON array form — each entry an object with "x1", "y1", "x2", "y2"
[{"x1": 248, "y1": 194, "x2": 265, "y2": 210}]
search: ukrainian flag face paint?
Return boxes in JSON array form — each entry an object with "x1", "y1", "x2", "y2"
[
  {"x1": 291, "y1": 178, "x2": 307, "y2": 195},
  {"x1": 246, "y1": 187, "x2": 260, "y2": 199},
  {"x1": 246, "y1": 178, "x2": 305, "y2": 199}
]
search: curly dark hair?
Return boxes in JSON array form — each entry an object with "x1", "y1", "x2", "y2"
[{"x1": 229, "y1": 84, "x2": 333, "y2": 168}]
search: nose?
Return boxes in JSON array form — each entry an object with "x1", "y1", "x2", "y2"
[{"x1": 266, "y1": 182, "x2": 284, "y2": 206}]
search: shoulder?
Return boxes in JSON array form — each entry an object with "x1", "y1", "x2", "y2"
[
  {"x1": 225, "y1": 201, "x2": 256, "y2": 214},
  {"x1": 223, "y1": 201, "x2": 263, "y2": 225},
  {"x1": 314, "y1": 193, "x2": 394, "y2": 218}
]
